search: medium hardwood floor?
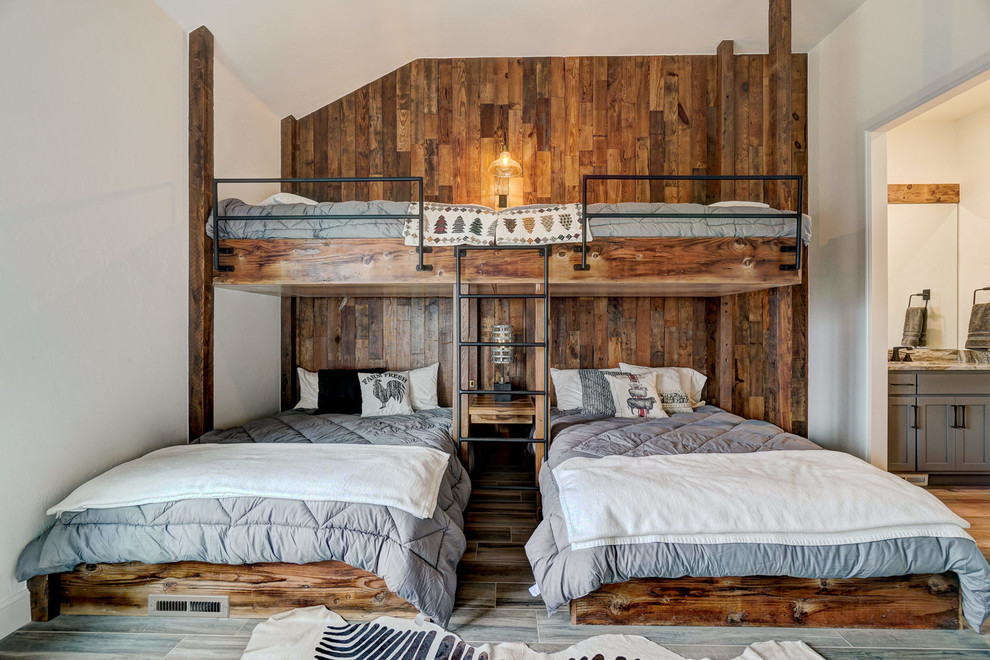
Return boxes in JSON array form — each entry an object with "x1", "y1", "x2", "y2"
[{"x1": 1, "y1": 473, "x2": 988, "y2": 659}]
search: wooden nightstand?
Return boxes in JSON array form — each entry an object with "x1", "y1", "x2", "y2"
[{"x1": 462, "y1": 395, "x2": 547, "y2": 486}]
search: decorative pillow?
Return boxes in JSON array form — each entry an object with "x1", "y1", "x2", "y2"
[
  {"x1": 550, "y1": 368, "x2": 583, "y2": 409},
  {"x1": 317, "y1": 368, "x2": 384, "y2": 415},
  {"x1": 406, "y1": 202, "x2": 499, "y2": 247},
  {"x1": 408, "y1": 362, "x2": 440, "y2": 410},
  {"x1": 603, "y1": 373, "x2": 667, "y2": 419},
  {"x1": 359, "y1": 371, "x2": 414, "y2": 417},
  {"x1": 295, "y1": 368, "x2": 319, "y2": 409},
  {"x1": 708, "y1": 200, "x2": 770, "y2": 208},
  {"x1": 653, "y1": 369, "x2": 695, "y2": 414},
  {"x1": 578, "y1": 369, "x2": 620, "y2": 416},
  {"x1": 497, "y1": 203, "x2": 589, "y2": 245},
  {"x1": 618, "y1": 363, "x2": 707, "y2": 408},
  {"x1": 259, "y1": 192, "x2": 318, "y2": 206}
]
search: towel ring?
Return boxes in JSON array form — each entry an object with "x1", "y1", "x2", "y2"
[
  {"x1": 975, "y1": 287, "x2": 990, "y2": 305},
  {"x1": 908, "y1": 289, "x2": 931, "y2": 309}
]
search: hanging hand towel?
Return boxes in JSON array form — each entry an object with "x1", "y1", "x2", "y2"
[
  {"x1": 965, "y1": 303, "x2": 990, "y2": 350},
  {"x1": 901, "y1": 306, "x2": 927, "y2": 347}
]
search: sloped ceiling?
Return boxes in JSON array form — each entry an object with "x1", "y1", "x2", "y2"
[{"x1": 156, "y1": 0, "x2": 866, "y2": 118}]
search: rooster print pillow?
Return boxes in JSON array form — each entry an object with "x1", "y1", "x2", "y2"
[{"x1": 359, "y1": 372, "x2": 414, "y2": 417}]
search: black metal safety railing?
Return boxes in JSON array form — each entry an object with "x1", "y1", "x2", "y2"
[
  {"x1": 210, "y1": 177, "x2": 427, "y2": 273},
  {"x1": 576, "y1": 174, "x2": 805, "y2": 272}
]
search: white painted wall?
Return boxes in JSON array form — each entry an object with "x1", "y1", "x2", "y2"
[
  {"x1": 809, "y1": 0, "x2": 990, "y2": 465},
  {"x1": 955, "y1": 106, "x2": 990, "y2": 347},
  {"x1": 0, "y1": 0, "x2": 187, "y2": 635},
  {"x1": 0, "y1": 0, "x2": 281, "y2": 636},
  {"x1": 213, "y1": 60, "x2": 282, "y2": 428},
  {"x1": 885, "y1": 120, "x2": 959, "y2": 349}
]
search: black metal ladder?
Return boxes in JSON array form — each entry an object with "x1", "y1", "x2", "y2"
[{"x1": 454, "y1": 245, "x2": 550, "y2": 491}]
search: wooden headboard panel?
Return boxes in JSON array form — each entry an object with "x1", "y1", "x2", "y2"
[
  {"x1": 277, "y1": 49, "x2": 808, "y2": 436},
  {"x1": 284, "y1": 292, "x2": 804, "y2": 436}
]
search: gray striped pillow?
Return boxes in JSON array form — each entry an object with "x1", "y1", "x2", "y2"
[{"x1": 578, "y1": 369, "x2": 618, "y2": 415}]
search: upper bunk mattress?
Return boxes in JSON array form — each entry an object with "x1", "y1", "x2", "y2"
[
  {"x1": 17, "y1": 408, "x2": 470, "y2": 625},
  {"x1": 209, "y1": 199, "x2": 812, "y2": 243}
]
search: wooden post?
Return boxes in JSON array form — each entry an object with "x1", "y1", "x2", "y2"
[
  {"x1": 188, "y1": 26, "x2": 214, "y2": 440},
  {"x1": 768, "y1": 0, "x2": 793, "y2": 207},
  {"x1": 281, "y1": 115, "x2": 298, "y2": 193},
  {"x1": 768, "y1": 0, "x2": 794, "y2": 432},
  {"x1": 716, "y1": 40, "x2": 735, "y2": 200},
  {"x1": 27, "y1": 574, "x2": 59, "y2": 622}
]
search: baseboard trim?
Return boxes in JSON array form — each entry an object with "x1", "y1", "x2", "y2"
[{"x1": 0, "y1": 588, "x2": 30, "y2": 640}]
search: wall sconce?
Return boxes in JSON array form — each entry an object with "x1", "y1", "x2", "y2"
[
  {"x1": 487, "y1": 144, "x2": 522, "y2": 208},
  {"x1": 491, "y1": 324, "x2": 514, "y2": 401}
]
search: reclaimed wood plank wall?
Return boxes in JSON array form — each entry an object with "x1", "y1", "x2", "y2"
[{"x1": 281, "y1": 52, "x2": 809, "y2": 434}]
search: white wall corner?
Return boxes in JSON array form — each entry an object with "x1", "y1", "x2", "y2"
[{"x1": 0, "y1": 587, "x2": 30, "y2": 642}]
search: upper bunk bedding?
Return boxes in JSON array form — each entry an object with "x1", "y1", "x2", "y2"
[
  {"x1": 208, "y1": 198, "x2": 812, "y2": 244},
  {"x1": 17, "y1": 408, "x2": 470, "y2": 624},
  {"x1": 525, "y1": 407, "x2": 990, "y2": 630}
]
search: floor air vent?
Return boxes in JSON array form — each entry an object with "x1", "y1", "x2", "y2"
[
  {"x1": 148, "y1": 594, "x2": 229, "y2": 618},
  {"x1": 898, "y1": 473, "x2": 930, "y2": 487}
]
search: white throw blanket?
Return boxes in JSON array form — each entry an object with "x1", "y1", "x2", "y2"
[
  {"x1": 48, "y1": 443, "x2": 450, "y2": 520},
  {"x1": 554, "y1": 450, "x2": 972, "y2": 550}
]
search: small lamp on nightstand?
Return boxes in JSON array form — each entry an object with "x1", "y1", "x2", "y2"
[
  {"x1": 488, "y1": 144, "x2": 522, "y2": 208},
  {"x1": 491, "y1": 324, "x2": 514, "y2": 402}
]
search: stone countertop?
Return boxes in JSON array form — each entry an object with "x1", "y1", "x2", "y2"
[
  {"x1": 889, "y1": 361, "x2": 990, "y2": 371},
  {"x1": 888, "y1": 348, "x2": 990, "y2": 371}
]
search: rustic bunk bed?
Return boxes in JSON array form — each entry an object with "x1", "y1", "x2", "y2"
[
  {"x1": 210, "y1": 173, "x2": 805, "y2": 298},
  {"x1": 25, "y1": 0, "x2": 987, "y2": 632}
]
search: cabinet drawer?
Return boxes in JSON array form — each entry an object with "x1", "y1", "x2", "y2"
[
  {"x1": 888, "y1": 373, "x2": 917, "y2": 395},
  {"x1": 918, "y1": 373, "x2": 990, "y2": 395}
]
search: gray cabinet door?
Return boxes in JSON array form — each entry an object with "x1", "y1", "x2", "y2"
[
  {"x1": 955, "y1": 396, "x2": 990, "y2": 472},
  {"x1": 887, "y1": 395, "x2": 917, "y2": 472},
  {"x1": 917, "y1": 396, "x2": 955, "y2": 471}
]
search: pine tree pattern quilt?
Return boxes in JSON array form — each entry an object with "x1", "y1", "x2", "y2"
[{"x1": 404, "y1": 202, "x2": 589, "y2": 247}]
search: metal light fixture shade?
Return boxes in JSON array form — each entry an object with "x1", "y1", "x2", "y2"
[{"x1": 491, "y1": 324, "x2": 514, "y2": 364}]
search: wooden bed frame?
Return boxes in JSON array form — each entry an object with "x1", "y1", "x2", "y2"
[
  {"x1": 213, "y1": 237, "x2": 801, "y2": 298},
  {"x1": 570, "y1": 574, "x2": 963, "y2": 629},
  {"x1": 27, "y1": 560, "x2": 417, "y2": 622}
]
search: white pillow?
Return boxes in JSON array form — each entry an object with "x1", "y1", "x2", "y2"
[
  {"x1": 259, "y1": 192, "x2": 319, "y2": 206},
  {"x1": 604, "y1": 373, "x2": 667, "y2": 419},
  {"x1": 709, "y1": 200, "x2": 771, "y2": 208},
  {"x1": 618, "y1": 363, "x2": 707, "y2": 408},
  {"x1": 408, "y1": 362, "x2": 439, "y2": 410},
  {"x1": 295, "y1": 368, "x2": 319, "y2": 409},
  {"x1": 359, "y1": 372, "x2": 414, "y2": 417},
  {"x1": 550, "y1": 368, "x2": 583, "y2": 409}
]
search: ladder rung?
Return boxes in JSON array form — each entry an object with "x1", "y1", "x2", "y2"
[
  {"x1": 459, "y1": 437, "x2": 546, "y2": 444},
  {"x1": 476, "y1": 484, "x2": 540, "y2": 491},
  {"x1": 459, "y1": 341, "x2": 545, "y2": 347},
  {"x1": 459, "y1": 389, "x2": 547, "y2": 396},
  {"x1": 457, "y1": 293, "x2": 546, "y2": 299}
]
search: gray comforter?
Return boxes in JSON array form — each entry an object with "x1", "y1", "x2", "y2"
[
  {"x1": 526, "y1": 407, "x2": 990, "y2": 630},
  {"x1": 17, "y1": 409, "x2": 470, "y2": 624},
  {"x1": 208, "y1": 199, "x2": 812, "y2": 243}
]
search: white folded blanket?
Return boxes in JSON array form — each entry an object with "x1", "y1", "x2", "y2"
[
  {"x1": 554, "y1": 450, "x2": 972, "y2": 550},
  {"x1": 48, "y1": 443, "x2": 450, "y2": 520}
]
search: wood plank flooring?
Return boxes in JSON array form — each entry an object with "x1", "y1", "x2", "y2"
[{"x1": 1, "y1": 472, "x2": 989, "y2": 659}]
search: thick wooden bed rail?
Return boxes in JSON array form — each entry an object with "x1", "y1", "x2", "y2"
[
  {"x1": 27, "y1": 561, "x2": 418, "y2": 622},
  {"x1": 570, "y1": 574, "x2": 962, "y2": 629}
]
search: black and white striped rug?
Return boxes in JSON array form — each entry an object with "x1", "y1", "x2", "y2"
[{"x1": 241, "y1": 606, "x2": 825, "y2": 660}]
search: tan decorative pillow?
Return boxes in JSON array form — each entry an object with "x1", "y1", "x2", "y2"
[
  {"x1": 654, "y1": 369, "x2": 695, "y2": 414},
  {"x1": 604, "y1": 373, "x2": 667, "y2": 419}
]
